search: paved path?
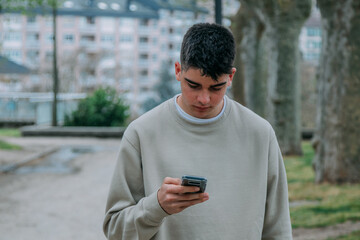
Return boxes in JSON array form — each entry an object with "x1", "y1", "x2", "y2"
[
  {"x1": 0, "y1": 136, "x2": 359, "y2": 239},
  {"x1": 0, "y1": 137, "x2": 120, "y2": 240}
]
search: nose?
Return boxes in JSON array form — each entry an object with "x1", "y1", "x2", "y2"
[{"x1": 197, "y1": 91, "x2": 210, "y2": 105}]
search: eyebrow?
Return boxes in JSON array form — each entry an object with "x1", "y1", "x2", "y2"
[{"x1": 184, "y1": 78, "x2": 227, "y2": 88}]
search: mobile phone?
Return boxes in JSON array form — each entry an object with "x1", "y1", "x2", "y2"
[{"x1": 181, "y1": 175, "x2": 207, "y2": 193}]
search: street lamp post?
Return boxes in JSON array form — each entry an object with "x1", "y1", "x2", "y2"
[{"x1": 215, "y1": 0, "x2": 222, "y2": 25}]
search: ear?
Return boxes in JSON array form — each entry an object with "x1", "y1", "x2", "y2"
[
  {"x1": 175, "y1": 61, "x2": 182, "y2": 81},
  {"x1": 227, "y1": 67, "x2": 236, "y2": 86}
]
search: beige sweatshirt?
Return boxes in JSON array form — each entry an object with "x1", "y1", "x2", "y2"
[{"x1": 103, "y1": 96, "x2": 292, "y2": 240}]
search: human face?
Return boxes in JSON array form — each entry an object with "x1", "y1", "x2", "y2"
[{"x1": 175, "y1": 62, "x2": 236, "y2": 119}]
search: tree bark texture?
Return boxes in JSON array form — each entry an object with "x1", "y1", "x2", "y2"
[
  {"x1": 231, "y1": 2, "x2": 268, "y2": 117},
  {"x1": 241, "y1": 0, "x2": 311, "y2": 155},
  {"x1": 231, "y1": 4, "x2": 248, "y2": 105},
  {"x1": 313, "y1": 0, "x2": 360, "y2": 183}
]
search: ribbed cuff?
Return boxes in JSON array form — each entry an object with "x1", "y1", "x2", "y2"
[{"x1": 142, "y1": 190, "x2": 169, "y2": 225}]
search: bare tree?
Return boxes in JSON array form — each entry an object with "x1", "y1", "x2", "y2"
[
  {"x1": 237, "y1": 0, "x2": 311, "y2": 155},
  {"x1": 231, "y1": 2, "x2": 267, "y2": 117},
  {"x1": 313, "y1": 0, "x2": 360, "y2": 183}
]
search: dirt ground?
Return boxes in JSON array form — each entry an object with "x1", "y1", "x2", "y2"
[{"x1": 0, "y1": 136, "x2": 359, "y2": 240}]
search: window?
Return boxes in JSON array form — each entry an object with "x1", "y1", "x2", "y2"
[
  {"x1": 307, "y1": 27, "x2": 321, "y2": 37},
  {"x1": 63, "y1": 34, "x2": 74, "y2": 43},
  {"x1": 139, "y1": 37, "x2": 149, "y2": 43},
  {"x1": 46, "y1": 33, "x2": 54, "y2": 43},
  {"x1": 306, "y1": 40, "x2": 322, "y2": 49},
  {"x1": 140, "y1": 54, "x2": 149, "y2": 59},
  {"x1": 86, "y1": 17, "x2": 96, "y2": 25},
  {"x1": 27, "y1": 16, "x2": 36, "y2": 24},
  {"x1": 3, "y1": 14, "x2": 21, "y2": 24},
  {"x1": 81, "y1": 35, "x2": 95, "y2": 42},
  {"x1": 4, "y1": 32, "x2": 22, "y2": 41},
  {"x1": 305, "y1": 52, "x2": 320, "y2": 60},
  {"x1": 140, "y1": 69, "x2": 148, "y2": 76},
  {"x1": 101, "y1": 35, "x2": 114, "y2": 42},
  {"x1": 120, "y1": 35, "x2": 133, "y2": 43},
  {"x1": 26, "y1": 50, "x2": 39, "y2": 60},
  {"x1": 3, "y1": 50, "x2": 21, "y2": 59},
  {"x1": 140, "y1": 19, "x2": 149, "y2": 27},
  {"x1": 27, "y1": 33, "x2": 39, "y2": 41}
]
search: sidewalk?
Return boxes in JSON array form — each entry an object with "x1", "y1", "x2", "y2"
[
  {"x1": 0, "y1": 136, "x2": 120, "y2": 240},
  {"x1": 1, "y1": 136, "x2": 358, "y2": 239}
]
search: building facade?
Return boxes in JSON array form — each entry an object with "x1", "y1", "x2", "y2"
[
  {"x1": 299, "y1": 7, "x2": 322, "y2": 64},
  {"x1": 0, "y1": 0, "x2": 208, "y2": 114}
]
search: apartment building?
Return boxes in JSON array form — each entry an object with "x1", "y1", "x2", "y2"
[
  {"x1": 0, "y1": 0, "x2": 208, "y2": 113},
  {"x1": 299, "y1": 7, "x2": 322, "y2": 64}
]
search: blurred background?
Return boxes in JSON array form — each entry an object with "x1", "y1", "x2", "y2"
[{"x1": 0, "y1": 0, "x2": 359, "y2": 239}]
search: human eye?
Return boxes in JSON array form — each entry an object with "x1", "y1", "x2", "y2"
[
  {"x1": 210, "y1": 86, "x2": 222, "y2": 91},
  {"x1": 188, "y1": 83, "x2": 199, "y2": 89}
]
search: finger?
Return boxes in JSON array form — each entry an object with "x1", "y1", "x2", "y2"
[
  {"x1": 178, "y1": 192, "x2": 209, "y2": 202},
  {"x1": 180, "y1": 186, "x2": 201, "y2": 194},
  {"x1": 166, "y1": 184, "x2": 200, "y2": 194},
  {"x1": 177, "y1": 196, "x2": 209, "y2": 209},
  {"x1": 163, "y1": 177, "x2": 181, "y2": 185}
]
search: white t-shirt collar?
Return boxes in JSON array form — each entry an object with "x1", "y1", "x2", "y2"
[{"x1": 174, "y1": 94, "x2": 226, "y2": 124}]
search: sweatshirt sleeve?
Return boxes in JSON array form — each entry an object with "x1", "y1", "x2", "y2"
[
  {"x1": 262, "y1": 128, "x2": 293, "y2": 240},
  {"x1": 103, "y1": 134, "x2": 169, "y2": 240}
]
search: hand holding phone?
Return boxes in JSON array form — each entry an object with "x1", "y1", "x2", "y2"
[
  {"x1": 157, "y1": 177, "x2": 209, "y2": 214},
  {"x1": 181, "y1": 175, "x2": 207, "y2": 193}
]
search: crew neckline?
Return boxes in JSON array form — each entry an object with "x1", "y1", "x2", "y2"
[{"x1": 174, "y1": 94, "x2": 227, "y2": 125}]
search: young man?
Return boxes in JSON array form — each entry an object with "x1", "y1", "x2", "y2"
[{"x1": 103, "y1": 23, "x2": 292, "y2": 239}]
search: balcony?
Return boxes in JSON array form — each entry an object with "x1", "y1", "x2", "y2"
[{"x1": 26, "y1": 40, "x2": 40, "y2": 48}]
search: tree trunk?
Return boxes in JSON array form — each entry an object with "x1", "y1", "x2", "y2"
[
  {"x1": 231, "y1": 3, "x2": 267, "y2": 113},
  {"x1": 313, "y1": 0, "x2": 360, "y2": 183},
  {"x1": 266, "y1": 20, "x2": 303, "y2": 155},
  {"x1": 242, "y1": 0, "x2": 311, "y2": 155},
  {"x1": 231, "y1": 5, "x2": 247, "y2": 105}
]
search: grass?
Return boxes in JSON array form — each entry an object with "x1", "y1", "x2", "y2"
[
  {"x1": 0, "y1": 128, "x2": 21, "y2": 137},
  {"x1": 0, "y1": 139, "x2": 22, "y2": 150},
  {"x1": 327, "y1": 230, "x2": 360, "y2": 240},
  {"x1": 285, "y1": 142, "x2": 360, "y2": 229},
  {"x1": 0, "y1": 128, "x2": 22, "y2": 150}
]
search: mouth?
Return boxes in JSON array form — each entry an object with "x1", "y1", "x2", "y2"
[{"x1": 194, "y1": 106, "x2": 210, "y2": 111}]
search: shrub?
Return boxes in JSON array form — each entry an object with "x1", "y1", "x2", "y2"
[{"x1": 64, "y1": 87, "x2": 129, "y2": 126}]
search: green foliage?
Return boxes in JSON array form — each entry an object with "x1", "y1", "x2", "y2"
[
  {"x1": 327, "y1": 231, "x2": 360, "y2": 240},
  {"x1": 64, "y1": 87, "x2": 129, "y2": 127},
  {"x1": 285, "y1": 142, "x2": 360, "y2": 228},
  {"x1": 0, "y1": 128, "x2": 21, "y2": 137},
  {"x1": 0, "y1": 139, "x2": 22, "y2": 150},
  {"x1": 0, "y1": 0, "x2": 62, "y2": 10}
]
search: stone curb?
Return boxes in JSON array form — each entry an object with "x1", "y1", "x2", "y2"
[
  {"x1": 20, "y1": 126, "x2": 126, "y2": 138},
  {"x1": 0, "y1": 147, "x2": 58, "y2": 173}
]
